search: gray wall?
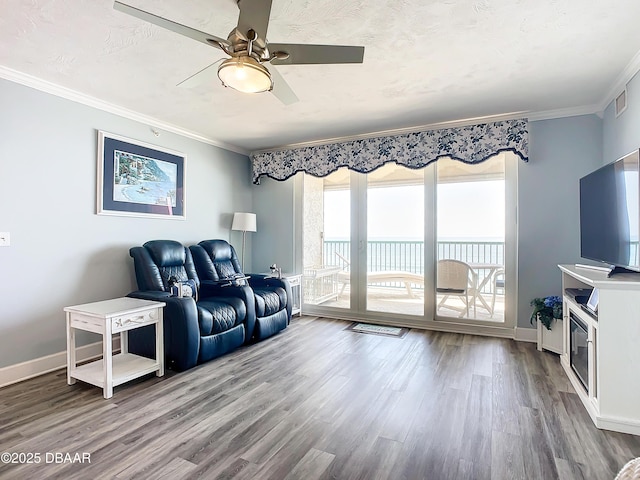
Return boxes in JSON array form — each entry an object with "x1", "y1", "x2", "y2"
[
  {"x1": 517, "y1": 115, "x2": 603, "y2": 328},
  {"x1": 251, "y1": 176, "x2": 296, "y2": 274},
  {"x1": 0, "y1": 79, "x2": 252, "y2": 368},
  {"x1": 603, "y1": 72, "x2": 640, "y2": 163}
]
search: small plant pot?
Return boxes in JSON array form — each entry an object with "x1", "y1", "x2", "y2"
[{"x1": 537, "y1": 316, "x2": 562, "y2": 354}]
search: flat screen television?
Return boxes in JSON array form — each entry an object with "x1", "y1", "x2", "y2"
[{"x1": 579, "y1": 150, "x2": 640, "y2": 274}]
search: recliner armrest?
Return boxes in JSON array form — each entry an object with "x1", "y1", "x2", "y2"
[
  {"x1": 127, "y1": 290, "x2": 172, "y2": 301},
  {"x1": 246, "y1": 275, "x2": 293, "y2": 319},
  {"x1": 247, "y1": 274, "x2": 285, "y2": 289},
  {"x1": 199, "y1": 281, "x2": 252, "y2": 300}
]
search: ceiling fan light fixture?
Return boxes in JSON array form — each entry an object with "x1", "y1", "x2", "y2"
[{"x1": 217, "y1": 56, "x2": 272, "y2": 94}]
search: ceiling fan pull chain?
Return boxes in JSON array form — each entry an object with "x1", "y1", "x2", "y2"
[{"x1": 247, "y1": 29, "x2": 257, "y2": 58}]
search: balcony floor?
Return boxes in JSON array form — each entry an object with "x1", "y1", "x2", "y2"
[{"x1": 307, "y1": 286, "x2": 505, "y2": 322}]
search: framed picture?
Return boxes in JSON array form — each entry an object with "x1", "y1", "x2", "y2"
[{"x1": 97, "y1": 131, "x2": 186, "y2": 219}]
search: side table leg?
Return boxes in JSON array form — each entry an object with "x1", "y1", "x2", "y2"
[
  {"x1": 66, "y1": 313, "x2": 76, "y2": 385},
  {"x1": 103, "y1": 323, "x2": 113, "y2": 399},
  {"x1": 121, "y1": 330, "x2": 128, "y2": 354},
  {"x1": 156, "y1": 309, "x2": 164, "y2": 377}
]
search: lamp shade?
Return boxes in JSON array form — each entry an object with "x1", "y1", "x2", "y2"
[{"x1": 231, "y1": 212, "x2": 257, "y2": 232}]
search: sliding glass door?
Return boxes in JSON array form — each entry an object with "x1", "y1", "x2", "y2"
[
  {"x1": 435, "y1": 154, "x2": 506, "y2": 323},
  {"x1": 300, "y1": 153, "x2": 516, "y2": 329},
  {"x1": 366, "y1": 163, "x2": 425, "y2": 315}
]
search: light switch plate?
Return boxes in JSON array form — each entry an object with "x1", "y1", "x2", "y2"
[{"x1": 0, "y1": 232, "x2": 10, "y2": 246}]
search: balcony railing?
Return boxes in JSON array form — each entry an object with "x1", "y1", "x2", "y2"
[{"x1": 322, "y1": 239, "x2": 505, "y2": 293}]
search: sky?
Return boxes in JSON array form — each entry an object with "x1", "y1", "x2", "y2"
[{"x1": 324, "y1": 180, "x2": 505, "y2": 241}]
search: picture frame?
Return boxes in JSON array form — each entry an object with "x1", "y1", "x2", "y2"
[{"x1": 97, "y1": 131, "x2": 186, "y2": 219}]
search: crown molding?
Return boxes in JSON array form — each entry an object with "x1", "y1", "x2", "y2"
[
  {"x1": 0, "y1": 66, "x2": 249, "y2": 156},
  {"x1": 526, "y1": 103, "x2": 603, "y2": 121}
]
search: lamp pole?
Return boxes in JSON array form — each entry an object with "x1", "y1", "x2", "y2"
[{"x1": 241, "y1": 229, "x2": 247, "y2": 271}]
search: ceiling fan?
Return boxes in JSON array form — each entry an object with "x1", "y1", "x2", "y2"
[{"x1": 113, "y1": 0, "x2": 365, "y2": 105}]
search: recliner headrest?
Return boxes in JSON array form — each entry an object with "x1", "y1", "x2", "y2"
[
  {"x1": 144, "y1": 240, "x2": 186, "y2": 267},
  {"x1": 199, "y1": 240, "x2": 233, "y2": 262}
]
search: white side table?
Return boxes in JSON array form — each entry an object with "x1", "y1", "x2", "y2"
[
  {"x1": 284, "y1": 273, "x2": 303, "y2": 316},
  {"x1": 65, "y1": 297, "x2": 165, "y2": 399}
]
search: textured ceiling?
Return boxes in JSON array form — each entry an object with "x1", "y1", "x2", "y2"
[{"x1": 2, "y1": 0, "x2": 640, "y2": 152}]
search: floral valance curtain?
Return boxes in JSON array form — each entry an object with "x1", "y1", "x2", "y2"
[{"x1": 251, "y1": 118, "x2": 528, "y2": 184}]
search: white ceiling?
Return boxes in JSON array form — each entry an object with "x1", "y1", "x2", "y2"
[{"x1": 2, "y1": 0, "x2": 640, "y2": 153}]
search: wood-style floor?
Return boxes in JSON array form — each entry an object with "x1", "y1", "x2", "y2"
[{"x1": 1, "y1": 316, "x2": 638, "y2": 480}]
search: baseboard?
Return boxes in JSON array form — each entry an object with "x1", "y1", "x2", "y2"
[
  {"x1": 596, "y1": 415, "x2": 640, "y2": 436},
  {"x1": 406, "y1": 319, "x2": 515, "y2": 339},
  {"x1": 514, "y1": 327, "x2": 537, "y2": 343},
  {"x1": 0, "y1": 337, "x2": 121, "y2": 388}
]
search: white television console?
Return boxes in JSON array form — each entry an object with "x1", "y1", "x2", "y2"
[{"x1": 558, "y1": 264, "x2": 640, "y2": 434}]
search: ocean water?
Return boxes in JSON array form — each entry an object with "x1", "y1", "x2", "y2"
[{"x1": 114, "y1": 180, "x2": 176, "y2": 206}]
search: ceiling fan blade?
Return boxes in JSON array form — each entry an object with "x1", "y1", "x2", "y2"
[
  {"x1": 237, "y1": 0, "x2": 273, "y2": 43},
  {"x1": 269, "y1": 66, "x2": 298, "y2": 105},
  {"x1": 268, "y1": 44, "x2": 364, "y2": 65},
  {"x1": 114, "y1": 1, "x2": 229, "y2": 50},
  {"x1": 177, "y1": 59, "x2": 225, "y2": 88}
]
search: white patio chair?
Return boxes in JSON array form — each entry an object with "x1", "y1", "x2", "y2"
[
  {"x1": 436, "y1": 259, "x2": 478, "y2": 318},
  {"x1": 615, "y1": 457, "x2": 640, "y2": 480}
]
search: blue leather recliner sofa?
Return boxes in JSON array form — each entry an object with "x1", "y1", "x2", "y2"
[
  {"x1": 127, "y1": 239, "x2": 291, "y2": 371},
  {"x1": 127, "y1": 240, "x2": 252, "y2": 371}
]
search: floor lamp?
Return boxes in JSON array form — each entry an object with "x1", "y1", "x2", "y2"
[{"x1": 231, "y1": 212, "x2": 257, "y2": 271}]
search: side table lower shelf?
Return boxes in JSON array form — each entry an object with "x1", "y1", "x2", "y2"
[{"x1": 70, "y1": 353, "x2": 161, "y2": 389}]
